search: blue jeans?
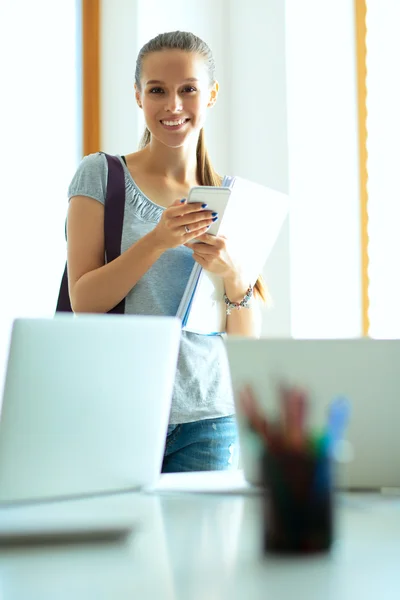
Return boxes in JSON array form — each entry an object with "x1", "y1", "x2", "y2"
[{"x1": 162, "y1": 415, "x2": 239, "y2": 473}]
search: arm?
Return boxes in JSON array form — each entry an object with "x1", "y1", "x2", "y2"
[
  {"x1": 67, "y1": 196, "x2": 216, "y2": 314},
  {"x1": 223, "y1": 275, "x2": 262, "y2": 338},
  {"x1": 67, "y1": 196, "x2": 164, "y2": 313}
]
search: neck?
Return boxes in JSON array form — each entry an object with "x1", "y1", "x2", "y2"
[{"x1": 142, "y1": 136, "x2": 199, "y2": 185}]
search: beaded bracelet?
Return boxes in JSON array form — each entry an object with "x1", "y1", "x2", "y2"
[{"x1": 223, "y1": 284, "x2": 254, "y2": 315}]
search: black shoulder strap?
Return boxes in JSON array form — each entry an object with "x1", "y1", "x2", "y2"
[
  {"x1": 55, "y1": 153, "x2": 126, "y2": 314},
  {"x1": 103, "y1": 153, "x2": 126, "y2": 314}
]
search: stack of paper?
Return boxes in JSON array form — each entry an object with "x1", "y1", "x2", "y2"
[{"x1": 176, "y1": 176, "x2": 289, "y2": 335}]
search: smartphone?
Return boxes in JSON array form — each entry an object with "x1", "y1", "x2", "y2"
[{"x1": 187, "y1": 185, "x2": 231, "y2": 238}]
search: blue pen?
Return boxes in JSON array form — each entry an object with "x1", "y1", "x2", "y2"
[
  {"x1": 312, "y1": 396, "x2": 350, "y2": 494},
  {"x1": 326, "y1": 395, "x2": 351, "y2": 454}
]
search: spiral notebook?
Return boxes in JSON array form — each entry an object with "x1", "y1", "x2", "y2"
[{"x1": 176, "y1": 176, "x2": 289, "y2": 335}]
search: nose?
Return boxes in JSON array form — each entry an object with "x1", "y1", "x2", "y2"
[{"x1": 165, "y1": 92, "x2": 183, "y2": 113}]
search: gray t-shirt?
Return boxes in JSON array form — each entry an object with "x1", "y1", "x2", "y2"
[{"x1": 67, "y1": 152, "x2": 235, "y2": 424}]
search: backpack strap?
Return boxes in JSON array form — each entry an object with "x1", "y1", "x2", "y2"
[
  {"x1": 103, "y1": 153, "x2": 126, "y2": 314},
  {"x1": 56, "y1": 153, "x2": 126, "y2": 314}
]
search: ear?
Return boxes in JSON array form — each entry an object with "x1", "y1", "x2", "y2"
[
  {"x1": 207, "y1": 81, "x2": 219, "y2": 108},
  {"x1": 134, "y1": 84, "x2": 143, "y2": 109}
]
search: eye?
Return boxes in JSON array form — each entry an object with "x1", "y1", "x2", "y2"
[
  {"x1": 182, "y1": 86, "x2": 197, "y2": 93},
  {"x1": 149, "y1": 87, "x2": 164, "y2": 94}
]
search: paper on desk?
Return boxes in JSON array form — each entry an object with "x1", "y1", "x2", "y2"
[{"x1": 145, "y1": 470, "x2": 262, "y2": 495}]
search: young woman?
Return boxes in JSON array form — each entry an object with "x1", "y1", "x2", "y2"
[{"x1": 66, "y1": 31, "x2": 267, "y2": 472}]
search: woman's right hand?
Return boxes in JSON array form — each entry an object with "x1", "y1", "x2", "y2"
[{"x1": 151, "y1": 199, "x2": 218, "y2": 251}]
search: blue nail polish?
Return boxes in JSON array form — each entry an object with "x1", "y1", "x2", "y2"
[
  {"x1": 212, "y1": 212, "x2": 218, "y2": 217},
  {"x1": 202, "y1": 203, "x2": 208, "y2": 208},
  {"x1": 180, "y1": 198, "x2": 186, "y2": 203},
  {"x1": 212, "y1": 216, "x2": 218, "y2": 222}
]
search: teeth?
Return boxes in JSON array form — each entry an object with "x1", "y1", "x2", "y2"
[{"x1": 161, "y1": 119, "x2": 187, "y2": 126}]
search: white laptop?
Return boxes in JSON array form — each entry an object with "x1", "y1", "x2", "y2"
[
  {"x1": 225, "y1": 338, "x2": 400, "y2": 490},
  {"x1": 0, "y1": 314, "x2": 181, "y2": 505}
]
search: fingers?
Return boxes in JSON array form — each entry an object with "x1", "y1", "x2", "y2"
[
  {"x1": 165, "y1": 200, "x2": 216, "y2": 231},
  {"x1": 192, "y1": 233, "x2": 225, "y2": 248},
  {"x1": 188, "y1": 242, "x2": 215, "y2": 256},
  {"x1": 185, "y1": 234, "x2": 226, "y2": 257},
  {"x1": 167, "y1": 198, "x2": 221, "y2": 231},
  {"x1": 171, "y1": 198, "x2": 186, "y2": 207},
  {"x1": 168, "y1": 199, "x2": 210, "y2": 218},
  {"x1": 183, "y1": 219, "x2": 212, "y2": 236},
  {"x1": 178, "y1": 212, "x2": 217, "y2": 229},
  {"x1": 159, "y1": 198, "x2": 225, "y2": 248},
  {"x1": 184, "y1": 223, "x2": 211, "y2": 241}
]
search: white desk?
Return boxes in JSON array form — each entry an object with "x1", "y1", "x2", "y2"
[{"x1": 0, "y1": 472, "x2": 399, "y2": 600}]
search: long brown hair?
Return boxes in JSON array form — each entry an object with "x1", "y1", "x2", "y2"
[{"x1": 135, "y1": 31, "x2": 267, "y2": 302}]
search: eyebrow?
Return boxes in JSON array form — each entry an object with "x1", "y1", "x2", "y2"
[{"x1": 145, "y1": 78, "x2": 200, "y2": 85}]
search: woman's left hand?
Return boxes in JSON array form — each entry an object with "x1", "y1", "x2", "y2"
[
  {"x1": 187, "y1": 233, "x2": 261, "y2": 337},
  {"x1": 185, "y1": 233, "x2": 240, "y2": 280}
]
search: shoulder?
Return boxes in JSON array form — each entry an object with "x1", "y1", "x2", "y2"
[
  {"x1": 75, "y1": 152, "x2": 108, "y2": 179},
  {"x1": 68, "y1": 152, "x2": 109, "y2": 205}
]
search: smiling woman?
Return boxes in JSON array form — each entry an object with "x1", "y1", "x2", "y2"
[
  {"x1": 134, "y1": 35, "x2": 220, "y2": 187},
  {"x1": 64, "y1": 30, "x2": 267, "y2": 473},
  {"x1": 135, "y1": 46, "x2": 218, "y2": 149}
]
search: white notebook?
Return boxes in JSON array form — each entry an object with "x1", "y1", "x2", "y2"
[{"x1": 176, "y1": 176, "x2": 289, "y2": 335}]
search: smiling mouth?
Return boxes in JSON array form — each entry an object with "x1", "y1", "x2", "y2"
[{"x1": 160, "y1": 118, "x2": 190, "y2": 128}]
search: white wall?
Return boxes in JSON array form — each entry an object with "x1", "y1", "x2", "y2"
[
  {"x1": 366, "y1": 0, "x2": 400, "y2": 338},
  {"x1": 100, "y1": 0, "x2": 141, "y2": 154},
  {"x1": 228, "y1": 0, "x2": 291, "y2": 337},
  {"x1": 0, "y1": 0, "x2": 80, "y2": 395},
  {"x1": 286, "y1": 0, "x2": 362, "y2": 338},
  {"x1": 100, "y1": 0, "x2": 363, "y2": 339}
]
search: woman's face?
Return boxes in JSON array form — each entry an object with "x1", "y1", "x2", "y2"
[{"x1": 136, "y1": 50, "x2": 218, "y2": 148}]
